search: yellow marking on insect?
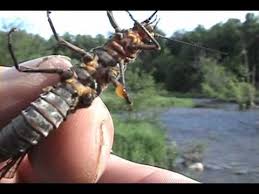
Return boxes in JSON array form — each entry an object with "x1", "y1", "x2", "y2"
[
  {"x1": 115, "y1": 84, "x2": 125, "y2": 99},
  {"x1": 115, "y1": 84, "x2": 132, "y2": 105},
  {"x1": 84, "y1": 66, "x2": 97, "y2": 75},
  {"x1": 66, "y1": 78, "x2": 92, "y2": 96},
  {"x1": 82, "y1": 55, "x2": 98, "y2": 74},
  {"x1": 128, "y1": 32, "x2": 141, "y2": 44}
]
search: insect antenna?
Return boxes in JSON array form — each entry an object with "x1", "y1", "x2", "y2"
[
  {"x1": 7, "y1": 28, "x2": 19, "y2": 70},
  {"x1": 153, "y1": 18, "x2": 160, "y2": 31},
  {"x1": 126, "y1": 11, "x2": 137, "y2": 23},
  {"x1": 142, "y1": 11, "x2": 158, "y2": 24},
  {"x1": 107, "y1": 11, "x2": 121, "y2": 32},
  {"x1": 148, "y1": 15, "x2": 158, "y2": 25}
]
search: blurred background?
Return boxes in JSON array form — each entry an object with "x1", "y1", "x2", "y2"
[{"x1": 0, "y1": 11, "x2": 259, "y2": 183}]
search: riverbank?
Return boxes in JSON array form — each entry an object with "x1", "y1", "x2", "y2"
[
  {"x1": 101, "y1": 91, "x2": 259, "y2": 183},
  {"x1": 100, "y1": 91, "x2": 194, "y2": 170},
  {"x1": 101, "y1": 91, "x2": 195, "y2": 113}
]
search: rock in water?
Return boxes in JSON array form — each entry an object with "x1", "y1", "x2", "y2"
[{"x1": 188, "y1": 162, "x2": 204, "y2": 172}]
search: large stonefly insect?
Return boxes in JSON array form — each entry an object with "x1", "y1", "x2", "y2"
[{"x1": 0, "y1": 10, "x2": 161, "y2": 179}]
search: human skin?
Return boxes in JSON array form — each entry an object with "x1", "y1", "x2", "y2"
[{"x1": 0, "y1": 56, "x2": 198, "y2": 183}]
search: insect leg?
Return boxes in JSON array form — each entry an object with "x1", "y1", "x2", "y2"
[
  {"x1": 7, "y1": 28, "x2": 74, "y2": 79},
  {"x1": 118, "y1": 62, "x2": 126, "y2": 86},
  {"x1": 47, "y1": 11, "x2": 93, "y2": 63},
  {"x1": 108, "y1": 67, "x2": 132, "y2": 105},
  {"x1": 107, "y1": 11, "x2": 121, "y2": 32},
  {"x1": 0, "y1": 152, "x2": 26, "y2": 179}
]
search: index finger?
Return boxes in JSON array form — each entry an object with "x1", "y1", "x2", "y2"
[{"x1": 0, "y1": 55, "x2": 72, "y2": 128}]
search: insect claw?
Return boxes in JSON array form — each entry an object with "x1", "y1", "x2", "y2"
[
  {"x1": 8, "y1": 28, "x2": 17, "y2": 36},
  {"x1": 126, "y1": 97, "x2": 133, "y2": 106}
]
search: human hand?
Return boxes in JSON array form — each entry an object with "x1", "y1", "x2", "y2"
[{"x1": 0, "y1": 56, "x2": 198, "y2": 183}]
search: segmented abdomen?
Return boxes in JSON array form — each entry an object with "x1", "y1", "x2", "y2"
[{"x1": 0, "y1": 84, "x2": 77, "y2": 162}]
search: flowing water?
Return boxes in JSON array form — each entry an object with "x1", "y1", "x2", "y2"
[{"x1": 160, "y1": 99, "x2": 259, "y2": 183}]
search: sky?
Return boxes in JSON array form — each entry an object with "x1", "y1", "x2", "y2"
[{"x1": 0, "y1": 11, "x2": 258, "y2": 39}]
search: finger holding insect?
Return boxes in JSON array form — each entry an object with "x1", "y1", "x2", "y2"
[
  {"x1": 0, "y1": 55, "x2": 114, "y2": 183},
  {"x1": 0, "y1": 55, "x2": 72, "y2": 172},
  {"x1": 0, "y1": 55, "x2": 72, "y2": 182},
  {"x1": 18, "y1": 97, "x2": 114, "y2": 183},
  {"x1": 0, "y1": 55, "x2": 72, "y2": 128}
]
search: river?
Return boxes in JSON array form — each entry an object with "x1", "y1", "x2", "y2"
[{"x1": 160, "y1": 99, "x2": 259, "y2": 183}]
